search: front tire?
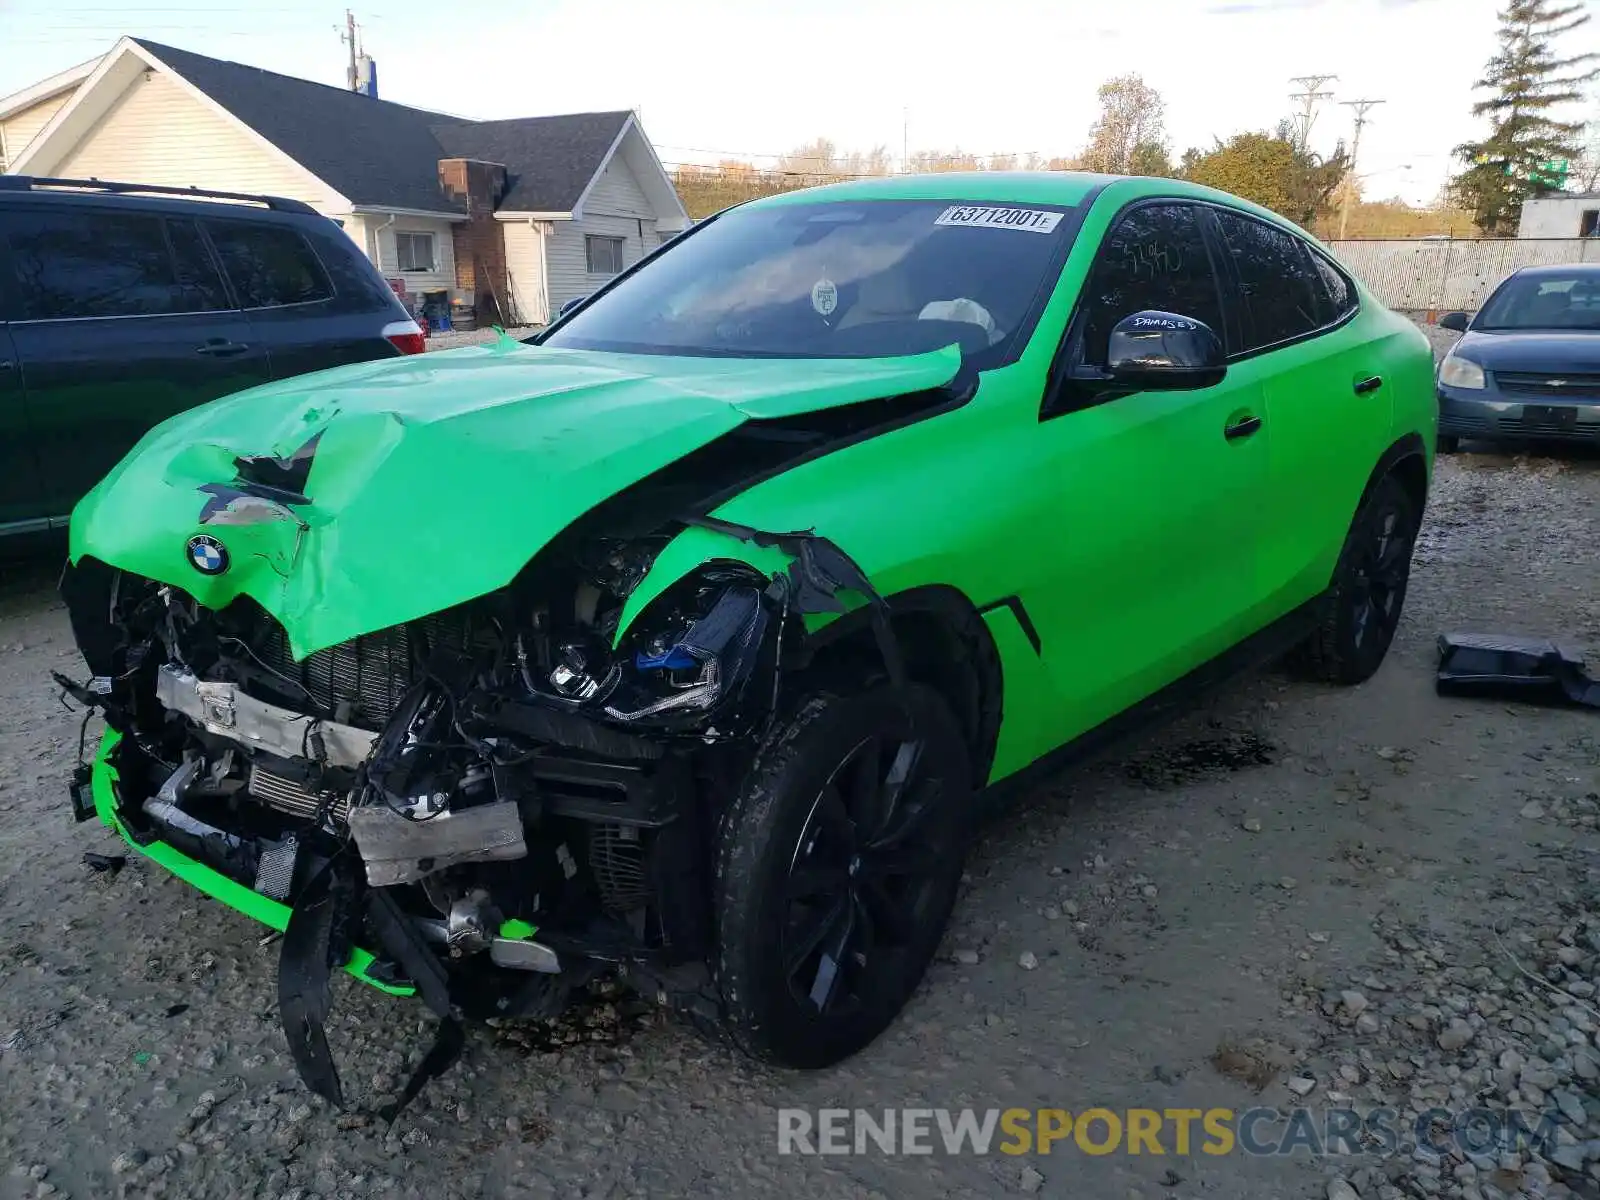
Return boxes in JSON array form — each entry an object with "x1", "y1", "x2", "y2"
[
  {"x1": 1436, "y1": 434, "x2": 1460, "y2": 454},
  {"x1": 712, "y1": 683, "x2": 973, "y2": 1068},
  {"x1": 1292, "y1": 473, "x2": 1420, "y2": 686}
]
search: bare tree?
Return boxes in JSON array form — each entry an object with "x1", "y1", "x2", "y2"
[
  {"x1": 910, "y1": 149, "x2": 983, "y2": 173},
  {"x1": 1082, "y1": 74, "x2": 1167, "y2": 174},
  {"x1": 1573, "y1": 111, "x2": 1600, "y2": 190},
  {"x1": 776, "y1": 139, "x2": 840, "y2": 178}
]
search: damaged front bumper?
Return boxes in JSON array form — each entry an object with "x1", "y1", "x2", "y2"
[
  {"x1": 85, "y1": 725, "x2": 414, "y2": 997},
  {"x1": 63, "y1": 502, "x2": 907, "y2": 1116}
]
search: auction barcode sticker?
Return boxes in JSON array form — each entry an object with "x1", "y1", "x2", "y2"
[{"x1": 934, "y1": 206, "x2": 1064, "y2": 234}]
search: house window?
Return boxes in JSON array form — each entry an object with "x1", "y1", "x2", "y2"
[
  {"x1": 1582, "y1": 210, "x2": 1600, "y2": 238},
  {"x1": 396, "y1": 231, "x2": 436, "y2": 272},
  {"x1": 586, "y1": 235, "x2": 625, "y2": 276}
]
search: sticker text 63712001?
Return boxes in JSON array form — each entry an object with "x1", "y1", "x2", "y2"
[{"x1": 934, "y1": 206, "x2": 1064, "y2": 235}]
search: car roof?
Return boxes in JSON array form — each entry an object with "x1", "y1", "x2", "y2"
[
  {"x1": 738, "y1": 171, "x2": 1316, "y2": 237},
  {"x1": 0, "y1": 177, "x2": 318, "y2": 226},
  {"x1": 743, "y1": 171, "x2": 1119, "y2": 209}
]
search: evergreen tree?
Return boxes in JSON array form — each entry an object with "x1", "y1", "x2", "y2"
[{"x1": 1454, "y1": 0, "x2": 1599, "y2": 234}]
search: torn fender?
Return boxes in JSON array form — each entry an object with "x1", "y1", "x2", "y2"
[
  {"x1": 69, "y1": 340, "x2": 962, "y2": 659},
  {"x1": 613, "y1": 524, "x2": 795, "y2": 647}
]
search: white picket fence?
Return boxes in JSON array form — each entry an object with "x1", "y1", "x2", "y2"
[{"x1": 1325, "y1": 238, "x2": 1600, "y2": 312}]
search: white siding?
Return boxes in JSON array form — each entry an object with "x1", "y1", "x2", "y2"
[
  {"x1": 502, "y1": 219, "x2": 548, "y2": 326},
  {"x1": 0, "y1": 93, "x2": 72, "y2": 170},
  {"x1": 370, "y1": 216, "x2": 458, "y2": 301},
  {"x1": 545, "y1": 214, "x2": 650, "y2": 312},
  {"x1": 583, "y1": 157, "x2": 653, "y2": 219},
  {"x1": 541, "y1": 152, "x2": 661, "y2": 312},
  {"x1": 54, "y1": 69, "x2": 342, "y2": 209}
]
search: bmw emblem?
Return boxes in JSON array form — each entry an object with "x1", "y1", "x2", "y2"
[{"x1": 187, "y1": 534, "x2": 230, "y2": 576}]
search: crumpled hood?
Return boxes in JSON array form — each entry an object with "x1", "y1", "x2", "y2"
[{"x1": 70, "y1": 336, "x2": 962, "y2": 658}]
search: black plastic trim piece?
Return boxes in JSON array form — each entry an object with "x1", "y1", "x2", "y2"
[
  {"x1": 1356, "y1": 431, "x2": 1429, "y2": 517},
  {"x1": 976, "y1": 595, "x2": 1042, "y2": 655}
]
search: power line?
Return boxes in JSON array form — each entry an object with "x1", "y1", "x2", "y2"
[
  {"x1": 1338, "y1": 98, "x2": 1386, "y2": 239},
  {"x1": 1288, "y1": 74, "x2": 1338, "y2": 151}
]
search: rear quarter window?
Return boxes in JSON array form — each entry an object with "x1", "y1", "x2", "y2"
[
  {"x1": 299, "y1": 221, "x2": 401, "y2": 313},
  {"x1": 1308, "y1": 249, "x2": 1357, "y2": 326},
  {"x1": 1213, "y1": 209, "x2": 1324, "y2": 352},
  {"x1": 204, "y1": 220, "x2": 332, "y2": 308}
]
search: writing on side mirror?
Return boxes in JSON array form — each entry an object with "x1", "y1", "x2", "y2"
[{"x1": 1105, "y1": 309, "x2": 1226, "y2": 392}]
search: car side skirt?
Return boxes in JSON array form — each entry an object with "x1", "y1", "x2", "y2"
[{"x1": 980, "y1": 589, "x2": 1330, "y2": 812}]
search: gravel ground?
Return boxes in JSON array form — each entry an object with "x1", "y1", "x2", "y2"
[
  {"x1": 2, "y1": 397, "x2": 1599, "y2": 1198},
  {"x1": 424, "y1": 327, "x2": 540, "y2": 351}
]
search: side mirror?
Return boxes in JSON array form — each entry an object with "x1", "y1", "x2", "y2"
[
  {"x1": 1105, "y1": 311, "x2": 1226, "y2": 391},
  {"x1": 558, "y1": 295, "x2": 587, "y2": 319},
  {"x1": 1438, "y1": 311, "x2": 1470, "y2": 333}
]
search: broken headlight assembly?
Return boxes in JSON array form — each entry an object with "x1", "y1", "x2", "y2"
[{"x1": 521, "y1": 566, "x2": 776, "y2": 732}]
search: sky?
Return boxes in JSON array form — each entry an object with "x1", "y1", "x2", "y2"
[{"x1": 0, "y1": 0, "x2": 1575, "y2": 205}]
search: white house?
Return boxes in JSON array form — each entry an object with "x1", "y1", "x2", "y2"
[{"x1": 0, "y1": 37, "x2": 689, "y2": 326}]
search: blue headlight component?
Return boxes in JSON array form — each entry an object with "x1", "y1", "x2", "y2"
[{"x1": 635, "y1": 645, "x2": 698, "y2": 671}]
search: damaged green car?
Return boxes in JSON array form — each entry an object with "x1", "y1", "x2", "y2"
[{"x1": 61, "y1": 173, "x2": 1436, "y2": 1106}]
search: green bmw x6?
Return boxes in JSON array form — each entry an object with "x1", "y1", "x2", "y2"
[{"x1": 61, "y1": 172, "x2": 1434, "y2": 1106}]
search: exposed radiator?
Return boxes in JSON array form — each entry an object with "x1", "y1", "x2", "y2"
[
  {"x1": 589, "y1": 823, "x2": 649, "y2": 914},
  {"x1": 249, "y1": 763, "x2": 350, "y2": 824},
  {"x1": 255, "y1": 623, "x2": 416, "y2": 729},
  {"x1": 250, "y1": 606, "x2": 500, "y2": 729}
]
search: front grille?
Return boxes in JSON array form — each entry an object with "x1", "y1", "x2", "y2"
[
  {"x1": 249, "y1": 762, "x2": 350, "y2": 823},
  {"x1": 1494, "y1": 371, "x2": 1600, "y2": 399},
  {"x1": 1497, "y1": 416, "x2": 1598, "y2": 439}
]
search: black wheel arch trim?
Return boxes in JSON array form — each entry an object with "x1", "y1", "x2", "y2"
[
  {"x1": 799, "y1": 582, "x2": 1006, "y2": 790},
  {"x1": 1357, "y1": 431, "x2": 1430, "y2": 517}
]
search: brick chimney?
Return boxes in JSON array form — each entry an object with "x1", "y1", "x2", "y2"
[{"x1": 438, "y1": 158, "x2": 510, "y2": 325}]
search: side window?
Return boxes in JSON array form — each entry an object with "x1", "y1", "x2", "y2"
[
  {"x1": 204, "y1": 220, "x2": 332, "y2": 308},
  {"x1": 1080, "y1": 204, "x2": 1224, "y2": 365},
  {"x1": 7, "y1": 208, "x2": 229, "y2": 320},
  {"x1": 586, "y1": 235, "x2": 625, "y2": 276},
  {"x1": 1307, "y1": 248, "x2": 1356, "y2": 326},
  {"x1": 395, "y1": 231, "x2": 436, "y2": 272},
  {"x1": 166, "y1": 219, "x2": 233, "y2": 313},
  {"x1": 1213, "y1": 210, "x2": 1323, "y2": 351}
]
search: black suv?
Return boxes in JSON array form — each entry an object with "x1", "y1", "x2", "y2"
[{"x1": 0, "y1": 177, "x2": 423, "y2": 545}]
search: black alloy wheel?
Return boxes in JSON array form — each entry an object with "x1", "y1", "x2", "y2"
[
  {"x1": 713, "y1": 683, "x2": 973, "y2": 1068},
  {"x1": 1293, "y1": 473, "x2": 1420, "y2": 686}
]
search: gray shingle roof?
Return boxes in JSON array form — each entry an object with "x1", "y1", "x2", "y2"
[
  {"x1": 133, "y1": 39, "x2": 631, "y2": 215},
  {"x1": 432, "y1": 114, "x2": 629, "y2": 212}
]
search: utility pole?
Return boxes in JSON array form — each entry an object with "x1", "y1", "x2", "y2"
[
  {"x1": 341, "y1": 10, "x2": 360, "y2": 92},
  {"x1": 1338, "y1": 98, "x2": 1384, "y2": 239},
  {"x1": 1288, "y1": 74, "x2": 1338, "y2": 152},
  {"x1": 902, "y1": 108, "x2": 909, "y2": 176}
]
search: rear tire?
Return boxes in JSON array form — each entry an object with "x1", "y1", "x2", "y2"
[
  {"x1": 1292, "y1": 473, "x2": 1420, "y2": 686},
  {"x1": 712, "y1": 683, "x2": 973, "y2": 1069}
]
